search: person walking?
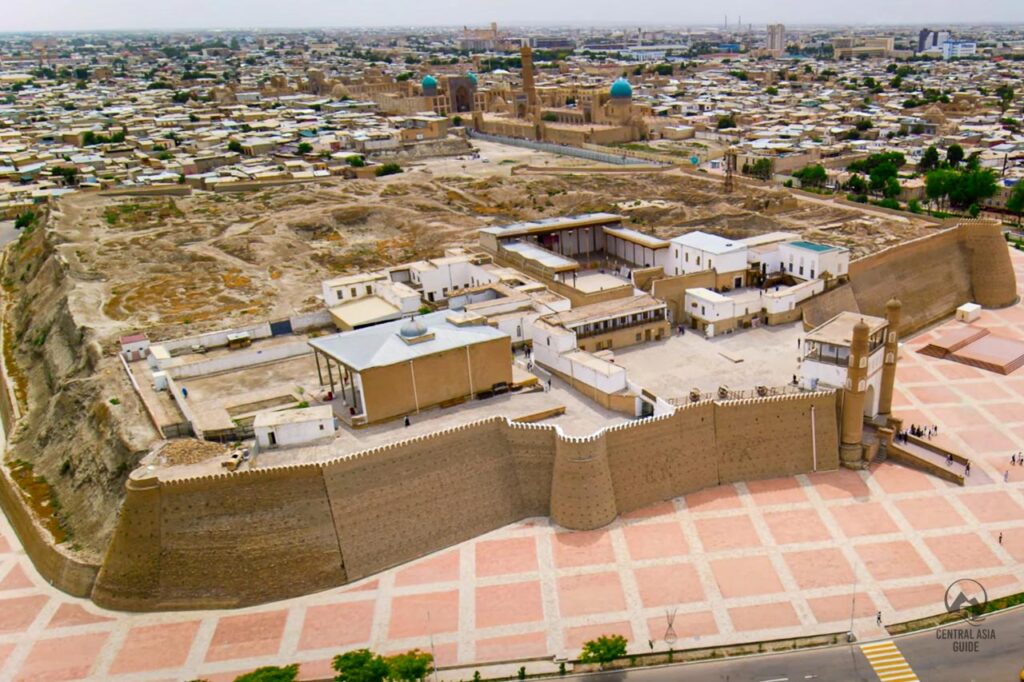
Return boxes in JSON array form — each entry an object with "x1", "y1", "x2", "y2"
[
  {"x1": 966, "y1": 461, "x2": 971, "y2": 477},
  {"x1": 1005, "y1": 470, "x2": 1010, "y2": 483},
  {"x1": 999, "y1": 532, "x2": 1004, "y2": 545},
  {"x1": 876, "y1": 611, "x2": 882, "y2": 627}
]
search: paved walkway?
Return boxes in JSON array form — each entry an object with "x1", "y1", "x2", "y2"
[{"x1": 1, "y1": 251, "x2": 1024, "y2": 682}]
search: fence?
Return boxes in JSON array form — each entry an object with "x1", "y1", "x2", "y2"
[{"x1": 467, "y1": 130, "x2": 665, "y2": 166}]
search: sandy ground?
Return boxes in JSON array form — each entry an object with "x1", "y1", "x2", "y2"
[{"x1": 46, "y1": 138, "x2": 937, "y2": 354}]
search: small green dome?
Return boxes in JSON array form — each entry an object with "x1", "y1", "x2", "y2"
[
  {"x1": 610, "y1": 78, "x2": 633, "y2": 99},
  {"x1": 466, "y1": 71, "x2": 478, "y2": 85},
  {"x1": 421, "y1": 75, "x2": 437, "y2": 89}
]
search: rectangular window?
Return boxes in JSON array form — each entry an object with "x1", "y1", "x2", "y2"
[
  {"x1": 350, "y1": 287, "x2": 357, "y2": 297},
  {"x1": 365, "y1": 285, "x2": 372, "y2": 295}
]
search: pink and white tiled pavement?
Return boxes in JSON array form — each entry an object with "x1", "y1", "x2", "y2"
[{"x1": 2, "y1": 250, "x2": 1024, "y2": 681}]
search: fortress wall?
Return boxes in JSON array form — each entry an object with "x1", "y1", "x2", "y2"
[
  {"x1": 604, "y1": 403, "x2": 717, "y2": 515},
  {"x1": 155, "y1": 465, "x2": 344, "y2": 609},
  {"x1": 801, "y1": 283, "x2": 861, "y2": 331},
  {"x1": 550, "y1": 434, "x2": 617, "y2": 530},
  {"x1": 91, "y1": 475, "x2": 162, "y2": 609},
  {"x1": 505, "y1": 422, "x2": 558, "y2": 516},
  {"x1": 964, "y1": 220, "x2": 1018, "y2": 308},
  {"x1": 715, "y1": 392, "x2": 840, "y2": 483},
  {"x1": 848, "y1": 227, "x2": 973, "y2": 335},
  {"x1": 324, "y1": 418, "x2": 524, "y2": 581},
  {"x1": 90, "y1": 391, "x2": 842, "y2": 610}
]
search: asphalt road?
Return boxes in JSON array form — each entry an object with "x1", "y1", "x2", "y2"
[{"x1": 581, "y1": 607, "x2": 1024, "y2": 682}]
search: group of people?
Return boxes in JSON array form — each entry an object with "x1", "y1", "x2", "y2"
[{"x1": 894, "y1": 423, "x2": 938, "y2": 443}]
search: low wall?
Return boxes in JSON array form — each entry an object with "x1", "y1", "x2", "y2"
[
  {"x1": 92, "y1": 390, "x2": 840, "y2": 610},
  {"x1": 163, "y1": 341, "x2": 310, "y2": 380}
]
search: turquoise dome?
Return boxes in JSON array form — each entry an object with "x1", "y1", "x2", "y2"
[
  {"x1": 466, "y1": 71, "x2": 478, "y2": 85},
  {"x1": 610, "y1": 78, "x2": 633, "y2": 99},
  {"x1": 421, "y1": 75, "x2": 437, "y2": 89}
]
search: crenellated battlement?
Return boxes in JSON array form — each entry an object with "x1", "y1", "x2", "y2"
[{"x1": 93, "y1": 389, "x2": 842, "y2": 611}]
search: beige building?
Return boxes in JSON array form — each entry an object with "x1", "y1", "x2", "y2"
[
  {"x1": 537, "y1": 294, "x2": 670, "y2": 353},
  {"x1": 309, "y1": 311, "x2": 512, "y2": 425}
]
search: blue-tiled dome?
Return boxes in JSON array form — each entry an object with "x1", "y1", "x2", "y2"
[{"x1": 610, "y1": 78, "x2": 633, "y2": 99}]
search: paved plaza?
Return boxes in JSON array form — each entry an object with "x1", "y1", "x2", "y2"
[{"x1": 0, "y1": 250, "x2": 1023, "y2": 681}]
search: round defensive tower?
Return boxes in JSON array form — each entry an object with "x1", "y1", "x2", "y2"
[
  {"x1": 965, "y1": 219, "x2": 1017, "y2": 308},
  {"x1": 550, "y1": 436, "x2": 617, "y2": 531}
]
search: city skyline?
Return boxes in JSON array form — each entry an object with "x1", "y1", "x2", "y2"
[{"x1": 6, "y1": 0, "x2": 1024, "y2": 32}]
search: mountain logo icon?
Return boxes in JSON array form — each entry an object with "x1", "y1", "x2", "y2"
[{"x1": 944, "y1": 579, "x2": 987, "y2": 625}]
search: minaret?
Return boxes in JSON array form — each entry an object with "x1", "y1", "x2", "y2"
[
  {"x1": 520, "y1": 44, "x2": 538, "y2": 109},
  {"x1": 839, "y1": 318, "x2": 870, "y2": 469},
  {"x1": 877, "y1": 298, "x2": 902, "y2": 420}
]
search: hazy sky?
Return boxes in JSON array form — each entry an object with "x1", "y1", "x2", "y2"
[{"x1": 6, "y1": 0, "x2": 1023, "y2": 32}]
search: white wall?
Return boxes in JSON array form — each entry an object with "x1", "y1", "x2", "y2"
[
  {"x1": 164, "y1": 341, "x2": 311, "y2": 379},
  {"x1": 255, "y1": 416, "x2": 336, "y2": 448}
]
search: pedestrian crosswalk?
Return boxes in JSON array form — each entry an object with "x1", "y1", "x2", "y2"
[{"x1": 859, "y1": 640, "x2": 919, "y2": 681}]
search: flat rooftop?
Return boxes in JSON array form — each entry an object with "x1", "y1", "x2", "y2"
[
  {"x1": 479, "y1": 212, "x2": 622, "y2": 238},
  {"x1": 501, "y1": 241, "x2": 578, "y2": 272},
  {"x1": 806, "y1": 311, "x2": 888, "y2": 347},
  {"x1": 542, "y1": 294, "x2": 663, "y2": 328}
]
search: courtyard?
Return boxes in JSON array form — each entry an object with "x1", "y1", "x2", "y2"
[
  {"x1": 0, "y1": 252, "x2": 1023, "y2": 681},
  {"x1": 613, "y1": 319, "x2": 805, "y2": 398}
]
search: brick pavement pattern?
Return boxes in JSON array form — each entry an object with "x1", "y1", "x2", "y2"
[{"x1": 0, "y1": 251, "x2": 1023, "y2": 680}]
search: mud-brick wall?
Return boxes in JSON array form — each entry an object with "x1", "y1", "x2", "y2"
[
  {"x1": 505, "y1": 422, "x2": 558, "y2": 516},
  {"x1": 156, "y1": 466, "x2": 344, "y2": 609},
  {"x1": 715, "y1": 392, "x2": 839, "y2": 484},
  {"x1": 93, "y1": 465, "x2": 346, "y2": 611},
  {"x1": 604, "y1": 402, "x2": 717, "y2": 515},
  {"x1": 325, "y1": 418, "x2": 525, "y2": 581},
  {"x1": 550, "y1": 435, "x2": 617, "y2": 531},
  {"x1": 964, "y1": 220, "x2": 1017, "y2": 308}
]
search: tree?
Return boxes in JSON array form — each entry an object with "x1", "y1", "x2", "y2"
[
  {"x1": 793, "y1": 164, "x2": 827, "y2": 188},
  {"x1": 228, "y1": 140, "x2": 243, "y2": 153},
  {"x1": 579, "y1": 635, "x2": 628, "y2": 665},
  {"x1": 234, "y1": 665, "x2": 299, "y2": 682},
  {"x1": 332, "y1": 649, "x2": 388, "y2": 682},
  {"x1": 451, "y1": 115, "x2": 462, "y2": 126},
  {"x1": 297, "y1": 142, "x2": 313, "y2": 154},
  {"x1": 843, "y1": 174, "x2": 868, "y2": 195},
  {"x1": 918, "y1": 145, "x2": 940, "y2": 173},
  {"x1": 925, "y1": 168, "x2": 956, "y2": 209},
  {"x1": 946, "y1": 144, "x2": 964, "y2": 167},
  {"x1": 716, "y1": 115, "x2": 737, "y2": 130},
  {"x1": 744, "y1": 157, "x2": 773, "y2": 181},
  {"x1": 1007, "y1": 182, "x2": 1024, "y2": 225},
  {"x1": 346, "y1": 155, "x2": 366, "y2": 167},
  {"x1": 883, "y1": 176, "x2": 902, "y2": 199},
  {"x1": 385, "y1": 649, "x2": 433, "y2": 681}
]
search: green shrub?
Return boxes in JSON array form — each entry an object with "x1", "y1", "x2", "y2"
[
  {"x1": 375, "y1": 163, "x2": 403, "y2": 177},
  {"x1": 579, "y1": 635, "x2": 628, "y2": 664},
  {"x1": 233, "y1": 664, "x2": 299, "y2": 682}
]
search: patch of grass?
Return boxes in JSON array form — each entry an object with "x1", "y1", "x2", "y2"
[{"x1": 109, "y1": 397, "x2": 121, "y2": 405}]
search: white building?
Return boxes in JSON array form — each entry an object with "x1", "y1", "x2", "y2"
[
  {"x1": 254, "y1": 405, "x2": 337, "y2": 449},
  {"x1": 778, "y1": 241, "x2": 849, "y2": 282},
  {"x1": 800, "y1": 312, "x2": 888, "y2": 417},
  {"x1": 321, "y1": 272, "x2": 421, "y2": 330},
  {"x1": 942, "y1": 41, "x2": 977, "y2": 60},
  {"x1": 119, "y1": 333, "x2": 150, "y2": 361},
  {"x1": 665, "y1": 231, "x2": 748, "y2": 284}
]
